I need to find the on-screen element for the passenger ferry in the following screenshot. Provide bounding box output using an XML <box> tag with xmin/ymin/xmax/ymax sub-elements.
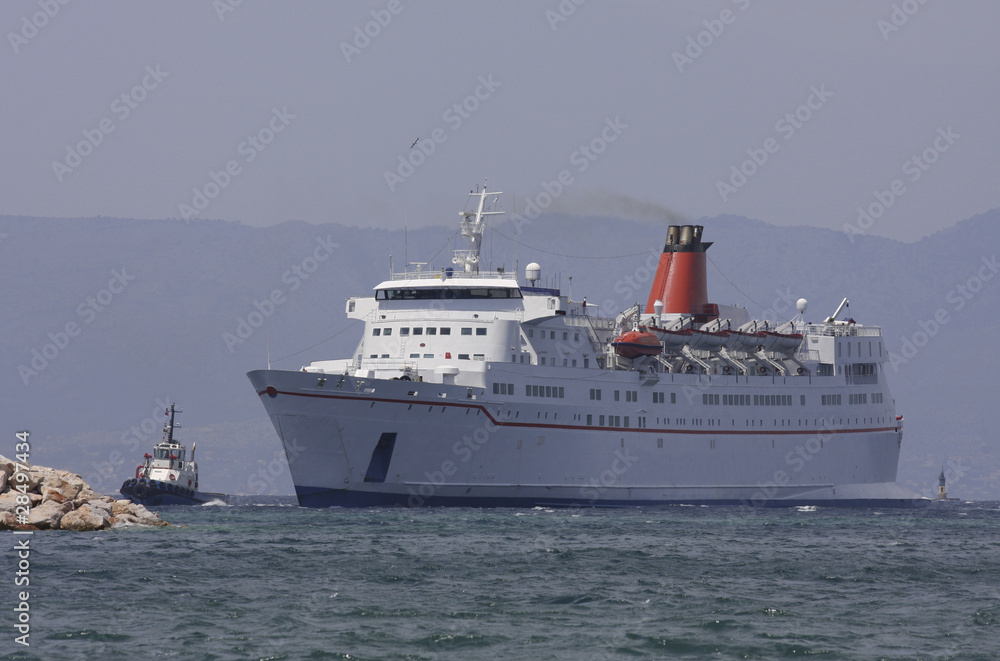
<box><xmin>248</xmin><ymin>185</ymin><xmax>925</xmax><ymax>508</ymax></box>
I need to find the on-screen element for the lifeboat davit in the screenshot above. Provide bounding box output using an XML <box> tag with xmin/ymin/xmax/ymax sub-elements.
<box><xmin>612</xmin><ymin>330</ymin><xmax>663</xmax><ymax>359</ymax></box>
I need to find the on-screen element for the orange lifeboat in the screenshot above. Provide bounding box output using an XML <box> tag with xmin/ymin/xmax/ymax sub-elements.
<box><xmin>612</xmin><ymin>330</ymin><xmax>663</xmax><ymax>359</ymax></box>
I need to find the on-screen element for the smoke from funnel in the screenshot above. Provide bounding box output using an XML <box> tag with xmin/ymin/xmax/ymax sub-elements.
<box><xmin>541</xmin><ymin>189</ymin><xmax>687</xmax><ymax>225</ymax></box>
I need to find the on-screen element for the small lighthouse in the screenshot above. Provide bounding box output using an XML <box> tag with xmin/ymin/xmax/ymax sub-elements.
<box><xmin>937</xmin><ymin>469</ymin><xmax>948</xmax><ymax>500</ymax></box>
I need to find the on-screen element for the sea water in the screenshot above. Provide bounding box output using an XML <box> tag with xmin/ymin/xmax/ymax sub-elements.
<box><xmin>5</xmin><ymin>500</ymin><xmax>999</xmax><ymax>660</ymax></box>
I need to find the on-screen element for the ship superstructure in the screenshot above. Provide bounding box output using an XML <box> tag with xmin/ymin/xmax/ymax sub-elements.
<box><xmin>249</xmin><ymin>185</ymin><xmax>925</xmax><ymax>507</ymax></box>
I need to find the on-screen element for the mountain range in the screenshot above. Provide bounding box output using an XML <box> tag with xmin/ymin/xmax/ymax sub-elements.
<box><xmin>3</xmin><ymin>206</ymin><xmax>997</xmax><ymax>499</ymax></box>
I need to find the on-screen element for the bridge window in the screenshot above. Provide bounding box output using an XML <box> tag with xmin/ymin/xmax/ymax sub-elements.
<box><xmin>376</xmin><ymin>287</ymin><xmax>522</xmax><ymax>300</ymax></box>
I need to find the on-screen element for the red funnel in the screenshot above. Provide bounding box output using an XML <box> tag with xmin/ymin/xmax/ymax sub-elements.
<box><xmin>644</xmin><ymin>225</ymin><xmax>717</xmax><ymax>322</ymax></box>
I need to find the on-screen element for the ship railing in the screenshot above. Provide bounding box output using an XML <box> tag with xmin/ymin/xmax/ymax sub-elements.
<box><xmin>794</xmin><ymin>349</ymin><xmax>821</xmax><ymax>362</ymax></box>
<box><xmin>564</xmin><ymin>314</ymin><xmax>615</xmax><ymax>353</ymax></box>
<box><xmin>389</xmin><ymin>269</ymin><xmax>519</xmax><ymax>281</ymax></box>
<box><xmin>804</xmin><ymin>323</ymin><xmax>881</xmax><ymax>337</ymax></box>
<box><xmin>358</xmin><ymin>358</ymin><xmax>419</xmax><ymax>372</ymax></box>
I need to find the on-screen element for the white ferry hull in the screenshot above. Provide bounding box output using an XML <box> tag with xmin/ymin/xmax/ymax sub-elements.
<box><xmin>248</xmin><ymin>370</ymin><xmax>926</xmax><ymax>508</ymax></box>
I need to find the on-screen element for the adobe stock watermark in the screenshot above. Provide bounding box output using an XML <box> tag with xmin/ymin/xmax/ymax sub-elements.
<box><xmin>52</xmin><ymin>65</ymin><xmax>169</xmax><ymax>183</ymax></box>
<box><xmin>384</xmin><ymin>75</ymin><xmax>501</xmax><ymax>193</ymax></box>
<box><xmin>601</xmin><ymin>246</ymin><xmax>662</xmax><ymax>316</ymax></box>
<box><xmin>843</xmin><ymin>126</ymin><xmax>959</xmax><ymax>243</ymax></box>
<box><xmin>213</xmin><ymin>0</ymin><xmax>244</xmax><ymax>22</ymax></box>
<box><xmin>512</xmin><ymin>116</ymin><xmax>629</xmax><ymax>232</ymax></box>
<box><xmin>716</xmin><ymin>84</ymin><xmax>832</xmax><ymax>202</ymax></box>
<box><xmin>83</xmin><ymin>396</ymin><xmax>172</xmax><ymax>493</ymax></box>
<box><xmin>545</xmin><ymin>0</ymin><xmax>587</xmax><ymax>31</ymax></box>
<box><xmin>340</xmin><ymin>0</ymin><xmax>411</xmax><ymax>63</ymax></box>
<box><xmin>672</xmin><ymin>0</ymin><xmax>752</xmax><ymax>74</ymax></box>
<box><xmin>887</xmin><ymin>254</ymin><xmax>997</xmax><ymax>372</ymax></box>
<box><xmin>756</xmin><ymin>286</ymin><xmax>802</xmax><ymax>324</ymax></box>
<box><xmin>746</xmin><ymin>420</ymin><xmax>840</xmax><ymax>506</ymax></box>
<box><xmin>178</xmin><ymin>107</ymin><xmax>295</xmax><ymax>220</ymax></box>
<box><xmin>407</xmin><ymin>414</ymin><xmax>500</xmax><ymax>506</ymax></box>
<box><xmin>577</xmin><ymin>446</ymin><xmax>639</xmax><ymax>503</ymax></box>
<box><xmin>7</xmin><ymin>0</ymin><xmax>70</xmax><ymax>54</ymax></box>
<box><xmin>877</xmin><ymin>0</ymin><xmax>930</xmax><ymax>42</ymax></box>
<box><xmin>222</xmin><ymin>235</ymin><xmax>340</xmax><ymax>353</ymax></box>
<box><xmin>247</xmin><ymin>437</ymin><xmax>306</xmax><ymax>494</ymax></box>
<box><xmin>18</xmin><ymin>268</ymin><xmax>135</xmax><ymax>385</ymax></box>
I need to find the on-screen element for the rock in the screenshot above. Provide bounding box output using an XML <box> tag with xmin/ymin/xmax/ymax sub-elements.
<box><xmin>0</xmin><ymin>491</ymin><xmax>21</xmax><ymax>513</ymax></box>
<box><xmin>60</xmin><ymin>504</ymin><xmax>111</xmax><ymax>532</ymax></box>
<box><xmin>127</xmin><ymin>502</ymin><xmax>170</xmax><ymax>527</ymax></box>
<box><xmin>21</xmin><ymin>469</ymin><xmax>43</xmax><ymax>494</ymax></box>
<box><xmin>0</xmin><ymin>456</ymin><xmax>170</xmax><ymax>531</ymax></box>
<box><xmin>110</xmin><ymin>513</ymin><xmax>140</xmax><ymax>527</ymax></box>
<box><xmin>112</xmin><ymin>499</ymin><xmax>133</xmax><ymax>517</ymax></box>
<box><xmin>44</xmin><ymin>491</ymin><xmax>68</xmax><ymax>504</ymax></box>
<box><xmin>0</xmin><ymin>455</ymin><xmax>15</xmax><ymax>479</ymax></box>
<box><xmin>88</xmin><ymin>498</ymin><xmax>113</xmax><ymax>514</ymax></box>
<box><xmin>25</xmin><ymin>499</ymin><xmax>72</xmax><ymax>530</ymax></box>
<box><xmin>77</xmin><ymin>488</ymin><xmax>103</xmax><ymax>501</ymax></box>
<box><xmin>41</xmin><ymin>474</ymin><xmax>84</xmax><ymax>502</ymax></box>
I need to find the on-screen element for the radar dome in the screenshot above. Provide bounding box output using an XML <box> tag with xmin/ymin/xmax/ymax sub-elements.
<box><xmin>525</xmin><ymin>262</ymin><xmax>541</xmax><ymax>285</ymax></box>
<box><xmin>796</xmin><ymin>298</ymin><xmax>808</xmax><ymax>313</ymax></box>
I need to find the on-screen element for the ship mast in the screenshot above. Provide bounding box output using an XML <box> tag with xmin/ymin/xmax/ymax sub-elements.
<box><xmin>452</xmin><ymin>184</ymin><xmax>503</xmax><ymax>274</ymax></box>
<box><xmin>163</xmin><ymin>404</ymin><xmax>181</xmax><ymax>444</ymax></box>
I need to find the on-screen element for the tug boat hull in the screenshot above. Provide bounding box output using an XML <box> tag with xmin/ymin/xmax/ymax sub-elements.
<box><xmin>119</xmin><ymin>479</ymin><xmax>229</xmax><ymax>506</ymax></box>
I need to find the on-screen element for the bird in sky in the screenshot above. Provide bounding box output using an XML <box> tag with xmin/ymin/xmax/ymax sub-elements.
<box><xmin>410</xmin><ymin>138</ymin><xmax>419</xmax><ymax>149</ymax></box>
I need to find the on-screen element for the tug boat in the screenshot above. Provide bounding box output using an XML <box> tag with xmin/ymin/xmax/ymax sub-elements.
<box><xmin>119</xmin><ymin>404</ymin><xmax>230</xmax><ymax>506</ymax></box>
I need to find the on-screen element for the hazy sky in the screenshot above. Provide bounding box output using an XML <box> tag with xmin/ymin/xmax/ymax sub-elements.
<box><xmin>3</xmin><ymin>1</ymin><xmax>997</xmax><ymax>241</ymax></box>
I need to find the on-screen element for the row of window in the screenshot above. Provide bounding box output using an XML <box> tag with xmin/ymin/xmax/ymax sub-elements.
<box><xmin>587</xmin><ymin>414</ymin><xmax>628</xmax><ymax>427</ymax></box>
<box><xmin>527</xmin><ymin>384</ymin><xmax>566</xmax><ymax>398</ymax></box>
<box><xmin>837</xmin><ymin>342</ymin><xmax>883</xmax><ymax>358</ymax></box>
<box><xmin>501</xmin><ymin>388</ymin><xmax>884</xmax><ymax>408</ymax></box>
<box><xmin>493</xmin><ymin>382</ymin><xmax>515</xmax><ymax>395</ymax></box>
<box><xmin>372</xmin><ymin>326</ymin><xmax>489</xmax><ymax>337</ymax></box>
<box><xmin>527</xmin><ymin>329</ymin><xmax>581</xmax><ymax>341</ymax></box>
<box><xmin>376</xmin><ymin>287</ymin><xmax>522</xmax><ymax>300</ymax></box>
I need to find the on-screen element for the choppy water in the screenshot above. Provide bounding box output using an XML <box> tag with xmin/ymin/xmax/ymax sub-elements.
<box><xmin>5</xmin><ymin>500</ymin><xmax>999</xmax><ymax>660</ymax></box>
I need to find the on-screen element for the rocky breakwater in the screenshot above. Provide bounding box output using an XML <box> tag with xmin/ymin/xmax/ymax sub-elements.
<box><xmin>0</xmin><ymin>455</ymin><xmax>170</xmax><ymax>531</ymax></box>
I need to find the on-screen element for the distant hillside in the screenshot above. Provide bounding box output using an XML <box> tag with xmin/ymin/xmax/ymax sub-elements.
<box><xmin>2</xmin><ymin>208</ymin><xmax>997</xmax><ymax>498</ymax></box>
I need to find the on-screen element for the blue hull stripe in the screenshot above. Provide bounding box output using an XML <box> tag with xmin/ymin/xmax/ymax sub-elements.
<box><xmin>293</xmin><ymin>485</ymin><xmax>929</xmax><ymax>509</ymax></box>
